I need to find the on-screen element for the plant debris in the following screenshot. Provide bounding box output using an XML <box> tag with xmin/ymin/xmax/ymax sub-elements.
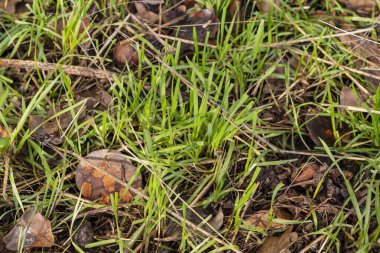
<box><xmin>256</xmin><ymin>228</ymin><xmax>298</xmax><ymax>253</ymax></box>
<box><xmin>72</xmin><ymin>219</ymin><xmax>93</xmax><ymax>249</ymax></box>
<box><xmin>305</xmin><ymin>108</ymin><xmax>336</xmax><ymax>146</ymax></box>
<box><xmin>246</xmin><ymin>208</ymin><xmax>292</xmax><ymax>230</ymax></box>
<box><xmin>338</xmin><ymin>0</ymin><xmax>380</xmax><ymax>15</ymax></box>
<box><xmin>75</xmin><ymin>149</ymin><xmax>142</xmax><ymax>204</ymax></box>
<box><xmin>3</xmin><ymin>206</ymin><xmax>54</xmax><ymax>250</ymax></box>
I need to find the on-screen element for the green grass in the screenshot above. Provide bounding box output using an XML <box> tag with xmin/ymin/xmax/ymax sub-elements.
<box><xmin>1</xmin><ymin>0</ymin><xmax>380</xmax><ymax>252</ymax></box>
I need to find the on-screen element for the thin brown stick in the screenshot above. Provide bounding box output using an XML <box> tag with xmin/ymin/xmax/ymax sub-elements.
<box><xmin>0</xmin><ymin>59</ymin><xmax>118</xmax><ymax>81</ymax></box>
<box><xmin>2</xmin><ymin>155</ymin><xmax>12</xmax><ymax>205</ymax></box>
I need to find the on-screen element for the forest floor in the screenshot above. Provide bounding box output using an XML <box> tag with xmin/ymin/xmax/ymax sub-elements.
<box><xmin>1</xmin><ymin>0</ymin><xmax>380</xmax><ymax>252</ymax></box>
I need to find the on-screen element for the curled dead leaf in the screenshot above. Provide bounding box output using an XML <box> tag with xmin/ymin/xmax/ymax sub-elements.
<box><xmin>257</xmin><ymin>0</ymin><xmax>280</xmax><ymax>13</ymax></box>
<box><xmin>291</xmin><ymin>163</ymin><xmax>319</xmax><ymax>187</ymax></box>
<box><xmin>256</xmin><ymin>229</ymin><xmax>298</xmax><ymax>253</ymax></box>
<box><xmin>75</xmin><ymin>149</ymin><xmax>142</xmax><ymax>204</ymax></box>
<box><xmin>3</xmin><ymin>206</ymin><xmax>54</xmax><ymax>250</ymax></box>
<box><xmin>113</xmin><ymin>42</ymin><xmax>139</xmax><ymax>66</ymax></box>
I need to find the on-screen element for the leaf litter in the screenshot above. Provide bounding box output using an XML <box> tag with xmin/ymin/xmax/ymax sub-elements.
<box><xmin>0</xmin><ymin>0</ymin><xmax>378</xmax><ymax>252</ymax></box>
<box><xmin>3</xmin><ymin>206</ymin><xmax>54</xmax><ymax>250</ymax></box>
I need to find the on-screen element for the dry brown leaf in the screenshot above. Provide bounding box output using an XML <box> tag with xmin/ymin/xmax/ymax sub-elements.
<box><xmin>256</xmin><ymin>229</ymin><xmax>298</xmax><ymax>253</ymax></box>
<box><xmin>3</xmin><ymin>206</ymin><xmax>54</xmax><ymax>250</ymax></box>
<box><xmin>257</xmin><ymin>0</ymin><xmax>280</xmax><ymax>13</ymax></box>
<box><xmin>29</xmin><ymin>105</ymin><xmax>87</xmax><ymax>145</ymax></box>
<box><xmin>305</xmin><ymin>108</ymin><xmax>336</xmax><ymax>146</ymax></box>
<box><xmin>338</xmin><ymin>0</ymin><xmax>379</xmax><ymax>15</ymax></box>
<box><xmin>75</xmin><ymin>86</ymin><xmax>113</xmax><ymax>110</ymax></box>
<box><xmin>113</xmin><ymin>42</ymin><xmax>139</xmax><ymax>66</ymax></box>
<box><xmin>338</xmin><ymin>33</ymin><xmax>380</xmax><ymax>88</ymax></box>
<box><xmin>339</xmin><ymin>86</ymin><xmax>370</xmax><ymax>111</ymax></box>
<box><xmin>164</xmin><ymin>206</ymin><xmax>224</xmax><ymax>240</ymax></box>
<box><xmin>0</xmin><ymin>0</ymin><xmax>32</xmax><ymax>13</ymax></box>
<box><xmin>174</xmin><ymin>9</ymin><xmax>219</xmax><ymax>53</ymax></box>
<box><xmin>75</xmin><ymin>149</ymin><xmax>142</xmax><ymax>204</ymax></box>
<box><xmin>56</xmin><ymin>16</ymin><xmax>91</xmax><ymax>35</ymax></box>
<box><xmin>290</xmin><ymin>163</ymin><xmax>320</xmax><ymax>188</ymax></box>
<box><xmin>246</xmin><ymin>209</ymin><xmax>292</xmax><ymax>230</ymax></box>
<box><xmin>134</xmin><ymin>2</ymin><xmax>160</xmax><ymax>24</ymax></box>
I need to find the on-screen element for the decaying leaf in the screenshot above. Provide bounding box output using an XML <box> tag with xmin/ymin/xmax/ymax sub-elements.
<box><xmin>246</xmin><ymin>208</ymin><xmax>292</xmax><ymax>230</ymax></box>
<box><xmin>257</xmin><ymin>0</ymin><xmax>280</xmax><ymax>13</ymax></box>
<box><xmin>174</xmin><ymin>9</ymin><xmax>219</xmax><ymax>53</ymax></box>
<box><xmin>134</xmin><ymin>2</ymin><xmax>160</xmax><ymax>24</ymax></box>
<box><xmin>29</xmin><ymin>105</ymin><xmax>87</xmax><ymax>145</ymax></box>
<box><xmin>291</xmin><ymin>163</ymin><xmax>320</xmax><ymax>188</ymax></box>
<box><xmin>56</xmin><ymin>16</ymin><xmax>91</xmax><ymax>35</ymax></box>
<box><xmin>340</xmin><ymin>86</ymin><xmax>368</xmax><ymax>110</ymax></box>
<box><xmin>75</xmin><ymin>149</ymin><xmax>142</xmax><ymax>204</ymax></box>
<box><xmin>75</xmin><ymin>86</ymin><xmax>113</xmax><ymax>110</ymax></box>
<box><xmin>338</xmin><ymin>33</ymin><xmax>380</xmax><ymax>88</ymax></box>
<box><xmin>305</xmin><ymin>108</ymin><xmax>336</xmax><ymax>146</ymax></box>
<box><xmin>338</xmin><ymin>0</ymin><xmax>379</xmax><ymax>15</ymax></box>
<box><xmin>256</xmin><ymin>229</ymin><xmax>298</xmax><ymax>253</ymax></box>
<box><xmin>113</xmin><ymin>42</ymin><xmax>139</xmax><ymax>66</ymax></box>
<box><xmin>3</xmin><ymin>206</ymin><xmax>54</xmax><ymax>250</ymax></box>
<box><xmin>0</xmin><ymin>0</ymin><xmax>32</xmax><ymax>13</ymax></box>
<box><xmin>164</xmin><ymin>206</ymin><xmax>224</xmax><ymax>240</ymax></box>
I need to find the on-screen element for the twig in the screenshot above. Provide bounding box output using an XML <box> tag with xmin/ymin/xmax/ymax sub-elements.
<box><xmin>0</xmin><ymin>59</ymin><xmax>118</xmax><ymax>81</ymax></box>
<box><xmin>2</xmin><ymin>155</ymin><xmax>12</xmax><ymax>205</ymax></box>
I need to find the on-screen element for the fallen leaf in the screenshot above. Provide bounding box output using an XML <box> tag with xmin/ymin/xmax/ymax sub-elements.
<box><xmin>3</xmin><ymin>206</ymin><xmax>54</xmax><ymax>250</ymax></box>
<box><xmin>0</xmin><ymin>0</ymin><xmax>32</xmax><ymax>13</ymax></box>
<box><xmin>339</xmin><ymin>86</ymin><xmax>370</xmax><ymax>112</ymax></box>
<box><xmin>75</xmin><ymin>86</ymin><xmax>113</xmax><ymax>110</ymax></box>
<box><xmin>134</xmin><ymin>2</ymin><xmax>160</xmax><ymax>24</ymax></box>
<box><xmin>246</xmin><ymin>208</ymin><xmax>292</xmax><ymax>230</ymax></box>
<box><xmin>164</xmin><ymin>206</ymin><xmax>224</xmax><ymax>240</ymax></box>
<box><xmin>75</xmin><ymin>149</ymin><xmax>142</xmax><ymax>204</ymax></box>
<box><xmin>257</xmin><ymin>0</ymin><xmax>280</xmax><ymax>13</ymax></box>
<box><xmin>256</xmin><ymin>229</ymin><xmax>298</xmax><ymax>253</ymax></box>
<box><xmin>174</xmin><ymin>9</ymin><xmax>219</xmax><ymax>53</ymax></box>
<box><xmin>338</xmin><ymin>0</ymin><xmax>379</xmax><ymax>15</ymax></box>
<box><xmin>113</xmin><ymin>42</ymin><xmax>139</xmax><ymax>66</ymax></box>
<box><xmin>291</xmin><ymin>163</ymin><xmax>319</xmax><ymax>186</ymax></box>
<box><xmin>305</xmin><ymin>108</ymin><xmax>336</xmax><ymax>146</ymax></box>
<box><xmin>56</xmin><ymin>16</ymin><xmax>91</xmax><ymax>35</ymax></box>
<box><xmin>338</xmin><ymin>32</ymin><xmax>380</xmax><ymax>88</ymax></box>
<box><xmin>29</xmin><ymin>105</ymin><xmax>87</xmax><ymax>145</ymax></box>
